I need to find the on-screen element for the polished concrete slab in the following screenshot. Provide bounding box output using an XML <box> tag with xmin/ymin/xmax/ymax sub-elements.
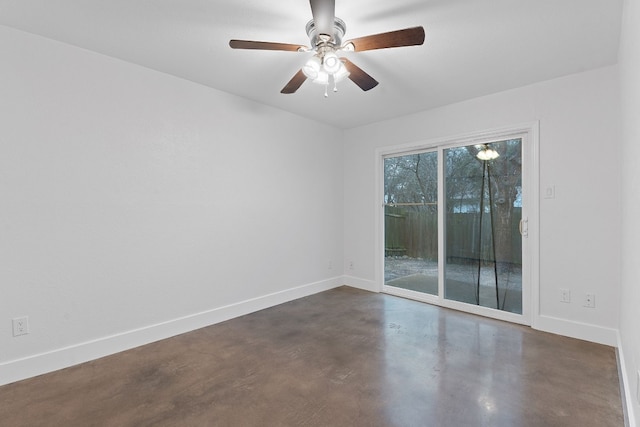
<box><xmin>0</xmin><ymin>287</ymin><xmax>624</xmax><ymax>426</ymax></box>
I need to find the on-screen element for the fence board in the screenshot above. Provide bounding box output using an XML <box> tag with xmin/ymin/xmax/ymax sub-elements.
<box><xmin>384</xmin><ymin>207</ymin><xmax>522</xmax><ymax>264</ymax></box>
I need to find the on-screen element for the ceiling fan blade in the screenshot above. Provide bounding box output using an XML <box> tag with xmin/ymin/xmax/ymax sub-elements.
<box><xmin>309</xmin><ymin>0</ymin><xmax>336</xmax><ymax>38</ymax></box>
<box><xmin>281</xmin><ymin>70</ymin><xmax>307</xmax><ymax>94</ymax></box>
<box><xmin>341</xmin><ymin>58</ymin><xmax>379</xmax><ymax>91</ymax></box>
<box><xmin>343</xmin><ymin>26</ymin><xmax>425</xmax><ymax>52</ymax></box>
<box><xmin>229</xmin><ymin>40</ymin><xmax>306</xmax><ymax>52</ymax></box>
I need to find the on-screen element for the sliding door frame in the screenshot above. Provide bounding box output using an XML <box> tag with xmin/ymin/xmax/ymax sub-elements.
<box><xmin>375</xmin><ymin>122</ymin><xmax>540</xmax><ymax>326</ymax></box>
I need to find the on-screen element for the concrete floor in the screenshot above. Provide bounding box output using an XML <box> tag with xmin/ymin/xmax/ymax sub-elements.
<box><xmin>0</xmin><ymin>287</ymin><xmax>624</xmax><ymax>426</ymax></box>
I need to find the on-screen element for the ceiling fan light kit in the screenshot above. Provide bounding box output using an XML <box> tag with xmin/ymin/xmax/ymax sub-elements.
<box><xmin>321</xmin><ymin>51</ymin><xmax>341</xmax><ymax>74</ymax></box>
<box><xmin>229</xmin><ymin>0</ymin><xmax>425</xmax><ymax>96</ymax></box>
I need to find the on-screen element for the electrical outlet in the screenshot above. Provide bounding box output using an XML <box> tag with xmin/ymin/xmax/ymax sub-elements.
<box><xmin>327</xmin><ymin>260</ymin><xmax>333</xmax><ymax>270</ymax></box>
<box><xmin>349</xmin><ymin>261</ymin><xmax>354</xmax><ymax>270</ymax></box>
<box><xmin>12</xmin><ymin>316</ymin><xmax>29</xmax><ymax>337</ymax></box>
<box><xmin>583</xmin><ymin>294</ymin><xmax>596</xmax><ymax>308</ymax></box>
<box><xmin>560</xmin><ymin>288</ymin><xmax>571</xmax><ymax>303</ymax></box>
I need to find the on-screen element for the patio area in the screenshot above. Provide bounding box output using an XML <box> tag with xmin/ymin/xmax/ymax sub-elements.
<box><xmin>385</xmin><ymin>256</ymin><xmax>522</xmax><ymax>314</ymax></box>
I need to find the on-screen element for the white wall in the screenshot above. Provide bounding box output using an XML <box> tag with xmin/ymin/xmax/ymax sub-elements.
<box><xmin>0</xmin><ymin>26</ymin><xmax>344</xmax><ymax>385</ymax></box>
<box><xmin>344</xmin><ymin>66</ymin><xmax>621</xmax><ymax>345</ymax></box>
<box><xmin>619</xmin><ymin>0</ymin><xmax>640</xmax><ymax>423</ymax></box>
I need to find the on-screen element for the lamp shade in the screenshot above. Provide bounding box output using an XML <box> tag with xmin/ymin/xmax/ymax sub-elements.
<box><xmin>476</xmin><ymin>147</ymin><xmax>500</xmax><ymax>161</ymax></box>
<box><xmin>312</xmin><ymin>70</ymin><xmax>329</xmax><ymax>85</ymax></box>
<box><xmin>323</xmin><ymin>52</ymin><xmax>341</xmax><ymax>74</ymax></box>
<box><xmin>302</xmin><ymin>56</ymin><xmax>322</xmax><ymax>80</ymax></box>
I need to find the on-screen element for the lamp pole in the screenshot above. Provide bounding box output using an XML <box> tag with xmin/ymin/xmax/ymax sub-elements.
<box><xmin>476</xmin><ymin>157</ymin><xmax>501</xmax><ymax>309</ymax></box>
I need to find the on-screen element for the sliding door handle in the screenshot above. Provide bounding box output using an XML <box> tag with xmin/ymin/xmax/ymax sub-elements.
<box><xmin>519</xmin><ymin>218</ymin><xmax>529</xmax><ymax>237</ymax></box>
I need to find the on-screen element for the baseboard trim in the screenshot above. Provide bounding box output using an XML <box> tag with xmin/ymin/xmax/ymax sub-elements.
<box><xmin>343</xmin><ymin>276</ymin><xmax>379</xmax><ymax>293</ymax></box>
<box><xmin>0</xmin><ymin>277</ymin><xmax>343</xmax><ymax>387</ymax></box>
<box><xmin>533</xmin><ymin>314</ymin><xmax>618</xmax><ymax>346</ymax></box>
<box><xmin>617</xmin><ymin>331</ymin><xmax>637</xmax><ymax>427</ymax></box>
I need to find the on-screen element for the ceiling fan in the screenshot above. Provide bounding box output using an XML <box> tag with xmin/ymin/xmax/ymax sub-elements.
<box><xmin>229</xmin><ymin>0</ymin><xmax>425</xmax><ymax>96</ymax></box>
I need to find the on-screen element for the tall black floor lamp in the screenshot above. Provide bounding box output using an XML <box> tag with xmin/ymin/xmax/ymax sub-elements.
<box><xmin>476</xmin><ymin>150</ymin><xmax>501</xmax><ymax>309</ymax></box>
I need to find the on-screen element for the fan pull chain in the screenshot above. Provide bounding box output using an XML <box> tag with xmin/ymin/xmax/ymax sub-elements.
<box><xmin>324</xmin><ymin>84</ymin><xmax>328</xmax><ymax>98</ymax></box>
<box><xmin>333</xmin><ymin>79</ymin><xmax>338</xmax><ymax>93</ymax></box>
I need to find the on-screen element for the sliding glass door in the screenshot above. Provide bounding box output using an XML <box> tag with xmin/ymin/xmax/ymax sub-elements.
<box><xmin>382</xmin><ymin>133</ymin><xmax>530</xmax><ymax>323</ymax></box>
<box><xmin>444</xmin><ymin>139</ymin><xmax>522</xmax><ymax>314</ymax></box>
<box><xmin>383</xmin><ymin>151</ymin><xmax>439</xmax><ymax>296</ymax></box>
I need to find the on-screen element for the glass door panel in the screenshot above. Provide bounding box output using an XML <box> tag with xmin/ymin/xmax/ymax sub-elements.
<box><xmin>384</xmin><ymin>152</ymin><xmax>438</xmax><ymax>295</ymax></box>
<box><xmin>444</xmin><ymin>139</ymin><xmax>522</xmax><ymax>314</ymax></box>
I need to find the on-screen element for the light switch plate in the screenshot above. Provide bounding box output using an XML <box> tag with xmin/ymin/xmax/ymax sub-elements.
<box><xmin>544</xmin><ymin>185</ymin><xmax>556</xmax><ymax>199</ymax></box>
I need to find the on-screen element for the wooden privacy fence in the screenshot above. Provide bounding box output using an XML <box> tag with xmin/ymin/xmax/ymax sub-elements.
<box><xmin>385</xmin><ymin>207</ymin><xmax>522</xmax><ymax>264</ymax></box>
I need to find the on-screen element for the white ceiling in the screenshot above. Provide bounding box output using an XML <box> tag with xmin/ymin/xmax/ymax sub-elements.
<box><xmin>0</xmin><ymin>0</ymin><xmax>623</xmax><ymax>129</ymax></box>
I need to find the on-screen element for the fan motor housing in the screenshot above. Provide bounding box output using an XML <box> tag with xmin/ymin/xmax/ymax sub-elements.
<box><xmin>306</xmin><ymin>17</ymin><xmax>346</xmax><ymax>48</ymax></box>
